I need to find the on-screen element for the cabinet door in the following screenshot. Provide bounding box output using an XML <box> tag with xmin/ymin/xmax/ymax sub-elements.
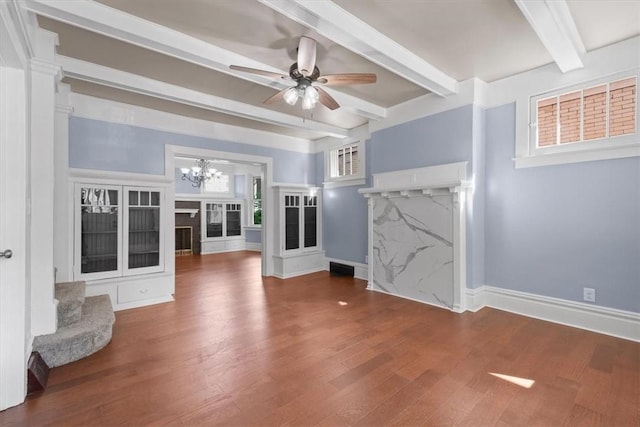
<box><xmin>75</xmin><ymin>185</ymin><xmax>122</xmax><ymax>279</ymax></box>
<box><xmin>303</xmin><ymin>195</ymin><xmax>318</xmax><ymax>249</ymax></box>
<box><xmin>284</xmin><ymin>195</ymin><xmax>300</xmax><ymax>251</ymax></box>
<box><xmin>125</xmin><ymin>188</ymin><xmax>162</xmax><ymax>274</ymax></box>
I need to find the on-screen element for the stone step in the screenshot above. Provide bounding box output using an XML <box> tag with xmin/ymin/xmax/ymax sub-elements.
<box><xmin>33</xmin><ymin>295</ymin><xmax>115</xmax><ymax>368</ymax></box>
<box><xmin>55</xmin><ymin>281</ymin><xmax>85</xmax><ymax>328</ymax></box>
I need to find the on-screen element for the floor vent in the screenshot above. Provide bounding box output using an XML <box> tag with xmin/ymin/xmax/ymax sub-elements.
<box><xmin>330</xmin><ymin>262</ymin><xmax>354</xmax><ymax>277</ymax></box>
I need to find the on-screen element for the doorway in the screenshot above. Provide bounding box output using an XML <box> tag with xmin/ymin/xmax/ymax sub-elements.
<box><xmin>165</xmin><ymin>145</ymin><xmax>274</xmax><ymax>281</ymax></box>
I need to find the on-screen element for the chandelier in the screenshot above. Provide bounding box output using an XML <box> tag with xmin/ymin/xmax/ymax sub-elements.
<box><xmin>180</xmin><ymin>159</ymin><xmax>221</xmax><ymax>188</ymax></box>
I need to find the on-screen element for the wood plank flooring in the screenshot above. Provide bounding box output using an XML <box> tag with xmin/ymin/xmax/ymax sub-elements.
<box><xmin>1</xmin><ymin>251</ymin><xmax>638</xmax><ymax>426</ymax></box>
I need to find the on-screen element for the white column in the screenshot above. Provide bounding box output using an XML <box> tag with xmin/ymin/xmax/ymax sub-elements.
<box><xmin>366</xmin><ymin>196</ymin><xmax>373</xmax><ymax>290</ymax></box>
<box><xmin>53</xmin><ymin>84</ymin><xmax>73</xmax><ymax>282</ymax></box>
<box><xmin>451</xmin><ymin>188</ymin><xmax>467</xmax><ymax>313</ymax></box>
<box><xmin>29</xmin><ymin>57</ymin><xmax>61</xmax><ymax>335</ymax></box>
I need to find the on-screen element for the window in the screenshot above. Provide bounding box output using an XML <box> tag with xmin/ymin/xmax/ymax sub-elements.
<box><xmin>226</xmin><ymin>203</ymin><xmax>242</xmax><ymax>236</ymax></box>
<box><xmin>205</xmin><ymin>202</ymin><xmax>223</xmax><ymax>238</ymax></box>
<box><xmin>536</xmin><ymin>76</ymin><xmax>636</xmax><ymax>147</ymax></box>
<box><xmin>251</xmin><ymin>176</ymin><xmax>262</xmax><ymax>226</ymax></box>
<box><xmin>522</xmin><ymin>71</ymin><xmax>639</xmax><ymax>167</ymax></box>
<box><xmin>204</xmin><ymin>174</ymin><xmax>230</xmax><ymax>193</ymax></box>
<box><xmin>324</xmin><ymin>140</ymin><xmax>366</xmax><ymax>188</ymax></box>
<box><xmin>203</xmin><ymin>201</ymin><xmax>243</xmax><ymax>239</ymax></box>
<box><xmin>334</xmin><ymin>145</ymin><xmax>359</xmax><ymax>177</ymax></box>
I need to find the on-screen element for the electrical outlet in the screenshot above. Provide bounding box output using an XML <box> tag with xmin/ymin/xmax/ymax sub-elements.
<box><xmin>583</xmin><ymin>287</ymin><xmax>596</xmax><ymax>302</ymax></box>
<box><xmin>365</xmin><ymin>255</ymin><xmax>368</xmax><ymax>264</ymax></box>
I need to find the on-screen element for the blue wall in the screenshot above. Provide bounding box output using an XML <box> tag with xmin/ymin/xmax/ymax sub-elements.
<box><xmin>69</xmin><ymin>116</ymin><xmax>316</xmax><ymax>184</ymax></box>
<box><xmin>245</xmin><ymin>229</ymin><xmax>262</xmax><ymax>244</ymax></box>
<box><xmin>484</xmin><ymin>103</ymin><xmax>640</xmax><ymax>312</ymax></box>
<box><xmin>321</xmin><ymin>105</ymin><xmax>478</xmax><ymax>271</ymax></box>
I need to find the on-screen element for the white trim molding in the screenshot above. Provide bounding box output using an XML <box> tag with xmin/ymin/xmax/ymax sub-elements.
<box><xmin>466</xmin><ymin>286</ymin><xmax>640</xmax><ymax>342</ymax></box>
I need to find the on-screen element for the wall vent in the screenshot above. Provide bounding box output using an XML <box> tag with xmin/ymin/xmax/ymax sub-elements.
<box><xmin>330</xmin><ymin>262</ymin><xmax>354</xmax><ymax>277</ymax></box>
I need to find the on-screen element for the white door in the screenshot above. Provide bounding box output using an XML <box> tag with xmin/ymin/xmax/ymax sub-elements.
<box><xmin>0</xmin><ymin>64</ymin><xmax>30</xmax><ymax>409</ymax></box>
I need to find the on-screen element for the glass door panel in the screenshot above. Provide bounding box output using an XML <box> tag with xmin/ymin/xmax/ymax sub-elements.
<box><xmin>304</xmin><ymin>196</ymin><xmax>317</xmax><ymax>248</ymax></box>
<box><xmin>128</xmin><ymin>190</ymin><xmax>160</xmax><ymax>269</ymax></box>
<box><xmin>285</xmin><ymin>195</ymin><xmax>300</xmax><ymax>250</ymax></box>
<box><xmin>80</xmin><ymin>187</ymin><xmax>119</xmax><ymax>274</ymax></box>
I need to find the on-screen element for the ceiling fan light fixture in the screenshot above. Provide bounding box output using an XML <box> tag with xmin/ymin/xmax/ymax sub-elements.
<box><xmin>283</xmin><ymin>87</ymin><xmax>299</xmax><ymax>106</ymax></box>
<box><xmin>231</xmin><ymin>37</ymin><xmax>376</xmax><ymax>111</ymax></box>
<box><xmin>302</xmin><ymin>87</ymin><xmax>319</xmax><ymax>110</ymax></box>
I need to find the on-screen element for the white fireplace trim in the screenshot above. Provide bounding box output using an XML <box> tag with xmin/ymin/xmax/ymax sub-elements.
<box><xmin>358</xmin><ymin>161</ymin><xmax>470</xmax><ymax>313</ymax></box>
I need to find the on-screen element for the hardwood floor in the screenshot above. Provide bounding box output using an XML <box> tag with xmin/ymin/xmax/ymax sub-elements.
<box><xmin>2</xmin><ymin>251</ymin><xmax>638</xmax><ymax>426</ymax></box>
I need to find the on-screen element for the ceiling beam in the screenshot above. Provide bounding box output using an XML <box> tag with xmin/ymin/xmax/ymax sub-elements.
<box><xmin>23</xmin><ymin>0</ymin><xmax>385</xmax><ymax>120</ymax></box>
<box><xmin>258</xmin><ymin>0</ymin><xmax>459</xmax><ymax>97</ymax></box>
<box><xmin>515</xmin><ymin>0</ymin><xmax>585</xmax><ymax>73</ymax></box>
<box><xmin>59</xmin><ymin>55</ymin><xmax>349</xmax><ymax>138</ymax></box>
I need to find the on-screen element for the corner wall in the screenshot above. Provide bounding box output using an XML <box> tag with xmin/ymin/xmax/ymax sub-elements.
<box><xmin>321</xmin><ymin>105</ymin><xmax>485</xmax><ymax>289</ymax></box>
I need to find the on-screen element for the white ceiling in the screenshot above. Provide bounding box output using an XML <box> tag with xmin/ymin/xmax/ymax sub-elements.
<box><xmin>26</xmin><ymin>0</ymin><xmax>640</xmax><ymax>141</ymax></box>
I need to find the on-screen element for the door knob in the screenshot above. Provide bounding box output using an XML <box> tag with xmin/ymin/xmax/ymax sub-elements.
<box><xmin>0</xmin><ymin>249</ymin><xmax>13</xmax><ymax>259</ymax></box>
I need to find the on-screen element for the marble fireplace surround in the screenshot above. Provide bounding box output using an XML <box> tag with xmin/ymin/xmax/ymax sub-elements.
<box><xmin>358</xmin><ymin>162</ymin><xmax>470</xmax><ymax>313</ymax></box>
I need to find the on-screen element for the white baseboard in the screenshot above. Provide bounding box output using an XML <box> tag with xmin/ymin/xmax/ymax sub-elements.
<box><xmin>114</xmin><ymin>295</ymin><xmax>175</xmax><ymax>312</ymax></box>
<box><xmin>466</xmin><ymin>285</ymin><xmax>640</xmax><ymax>342</ymax></box>
<box><xmin>245</xmin><ymin>242</ymin><xmax>262</xmax><ymax>252</ymax></box>
<box><xmin>324</xmin><ymin>257</ymin><xmax>369</xmax><ymax>280</ymax></box>
<box><xmin>200</xmin><ymin>247</ymin><xmax>247</xmax><ymax>255</ymax></box>
<box><xmin>273</xmin><ymin>267</ymin><xmax>324</xmax><ymax>280</ymax></box>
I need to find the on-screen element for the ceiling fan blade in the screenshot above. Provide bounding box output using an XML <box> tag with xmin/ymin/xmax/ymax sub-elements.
<box><xmin>297</xmin><ymin>36</ymin><xmax>317</xmax><ymax>77</ymax></box>
<box><xmin>317</xmin><ymin>73</ymin><xmax>377</xmax><ymax>86</ymax></box>
<box><xmin>316</xmin><ymin>87</ymin><xmax>340</xmax><ymax>110</ymax></box>
<box><xmin>263</xmin><ymin>87</ymin><xmax>291</xmax><ymax>105</ymax></box>
<box><xmin>229</xmin><ymin>65</ymin><xmax>288</xmax><ymax>80</ymax></box>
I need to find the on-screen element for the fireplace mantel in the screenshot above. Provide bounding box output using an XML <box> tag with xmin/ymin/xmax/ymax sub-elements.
<box><xmin>175</xmin><ymin>208</ymin><xmax>199</xmax><ymax>218</ymax></box>
<box><xmin>359</xmin><ymin>162</ymin><xmax>469</xmax><ymax>313</ymax></box>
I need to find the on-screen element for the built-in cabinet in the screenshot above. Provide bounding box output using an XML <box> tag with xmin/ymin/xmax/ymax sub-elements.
<box><xmin>74</xmin><ymin>183</ymin><xmax>172</xmax><ymax>310</ymax></box>
<box><xmin>273</xmin><ymin>185</ymin><xmax>324</xmax><ymax>278</ymax></box>
<box><xmin>200</xmin><ymin>200</ymin><xmax>245</xmax><ymax>254</ymax></box>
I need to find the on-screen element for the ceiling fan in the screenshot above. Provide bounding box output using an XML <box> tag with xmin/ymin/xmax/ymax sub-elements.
<box><xmin>229</xmin><ymin>36</ymin><xmax>376</xmax><ymax>111</ymax></box>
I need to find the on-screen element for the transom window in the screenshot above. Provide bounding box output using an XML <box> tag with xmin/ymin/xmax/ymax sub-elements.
<box><xmin>332</xmin><ymin>144</ymin><xmax>359</xmax><ymax>177</ymax></box>
<box><xmin>535</xmin><ymin>76</ymin><xmax>637</xmax><ymax>148</ymax></box>
<box><xmin>204</xmin><ymin>173</ymin><xmax>230</xmax><ymax>193</ymax></box>
<box><xmin>324</xmin><ymin>140</ymin><xmax>366</xmax><ymax>188</ymax></box>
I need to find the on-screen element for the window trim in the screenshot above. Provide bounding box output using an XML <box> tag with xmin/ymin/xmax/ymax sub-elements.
<box><xmin>323</xmin><ymin>140</ymin><xmax>366</xmax><ymax>188</ymax></box>
<box><xmin>517</xmin><ymin>69</ymin><xmax>640</xmax><ymax>168</ymax></box>
<box><xmin>248</xmin><ymin>175</ymin><xmax>262</xmax><ymax>227</ymax></box>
